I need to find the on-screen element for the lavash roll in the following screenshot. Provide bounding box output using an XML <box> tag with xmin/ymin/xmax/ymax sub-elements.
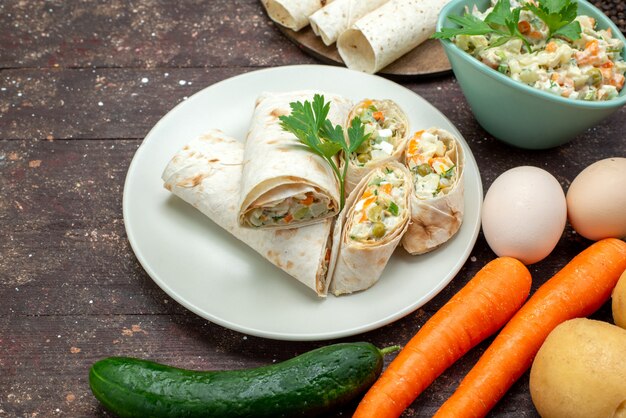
<box><xmin>261</xmin><ymin>0</ymin><xmax>334</xmax><ymax>31</ymax></box>
<box><xmin>401</xmin><ymin>127</ymin><xmax>464</xmax><ymax>255</ymax></box>
<box><xmin>337</xmin><ymin>0</ymin><xmax>452</xmax><ymax>73</ymax></box>
<box><xmin>239</xmin><ymin>91</ymin><xmax>352</xmax><ymax>229</ymax></box>
<box><xmin>162</xmin><ymin>130</ymin><xmax>338</xmax><ymax>297</ymax></box>
<box><xmin>330</xmin><ymin>161</ymin><xmax>411</xmax><ymax>295</ymax></box>
<box><xmin>344</xmin><ymin>98</ymin><xmax>410</xmax><ymax>195</ymax></box>
<box><xmin>309</xmin><ymin>0</ymin><xmax>390</xmax><ymax>46</ymax></box>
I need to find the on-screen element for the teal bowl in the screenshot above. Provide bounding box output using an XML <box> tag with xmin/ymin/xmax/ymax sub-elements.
<box><xmin>436</xmin><ymin>0</ymin><xmax>626</xmax><ymax>149</ymax></box>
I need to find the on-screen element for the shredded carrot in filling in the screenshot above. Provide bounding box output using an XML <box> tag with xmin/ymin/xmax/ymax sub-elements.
<box><xmin>406</xmin><ymin>130</ymin><xmax>456</xmax><ymax>199</ymax></box>
<box><xmin>348</xmin><ymin>168</ymin><xmax>405</xmax><ymax>242</ymax></box>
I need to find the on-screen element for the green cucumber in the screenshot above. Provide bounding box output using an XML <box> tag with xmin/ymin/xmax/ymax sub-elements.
<box><xmin>89</xmin><ymin>342</ymin><xmax>399</xmax><ymax>418</ymax></box>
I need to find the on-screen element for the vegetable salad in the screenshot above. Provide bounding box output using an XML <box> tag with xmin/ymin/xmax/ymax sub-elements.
<box><xmin>248</xmin><ymin>192</ymin><xmax>333</xmax><ymax>227</ymax></box>
<box><xmin>349</xmin><ymin>168</ymin><xmax>406</xmax><ymax>242</ymax></box>
<box><xmin>350</xmin><ymin>100</ymin><xmax>406</xmax><ymax>165</ymax></box>
<box><xmin>406</xmin><ymin>131</ymin><xmax>457</xmax><ymax>199</ymax></box>
<box><xmin>454</xmin><ymin>0</ymin><xmax>626</xmax><ymax>101</ymax></box>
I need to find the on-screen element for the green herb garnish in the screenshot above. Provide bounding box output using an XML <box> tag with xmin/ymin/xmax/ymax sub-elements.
<box><xmin>432</xmin><ymin>0</ymin><xmax>582</xmax><ymax>51</ymax></box>
<box><xmin>388</xmin><ymin>201</ymin><xmax>399</xmax><ymax>216</ymax></box>
<box><xmin>279</xmin><ymin>94</ymin><xmax>370</xmax><ymax>210</ymax></box>
<box><xmin>443</xmin><ymin>165</ymin><xmax>456</xmax><ymax>179</ymax></box>
<box><xmin>524</xmin><ymin>0</ymin><xmax>581</xmax><ymax>41</ymax></box>
<box><xmin>432</xmin><ymin>0</ymin><xmax>533</xmax><ymax>52</ymax></box>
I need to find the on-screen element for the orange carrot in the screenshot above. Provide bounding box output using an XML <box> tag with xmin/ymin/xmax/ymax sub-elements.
<box><xmin>353</xmin><ymin>257</ymin><xmax>532</xmax><ymax>418</ymax></box>
<box><xmin>379</xmin><ymin>183</ymin><xmax>392</xmax><ymax>196</ymax></box>
<box><xmin>283</xmin><ymin>213</ymin><xmax>293</xmax><ymax>223</ymax></box>
<box><xmin>611</xmin><ymin>73</ymin><xmax>625</xmax><ymax>89</ymax></box>
<box><xmin>517</xmin><ymin>20</ymin><xmax>531</xmax><ymax>34</ymax></box>
<box><xmin>586</xmin><ymin>39</ymin><xmax>600</xmax><ymax>55</ymax></box>
<box><xmin>373</xmin><ymin>111</ymin><xmax>385</xmax><ymax>121</ymax></box>
<box><xmin>433</xmin><ymin>238</ymin><xmax>626</xmax><ymax>418</ymax></box>
<box><xmin>300</xmin><ymin>192</ymin><xmax>314</xmax><ymax>206</ymax></box>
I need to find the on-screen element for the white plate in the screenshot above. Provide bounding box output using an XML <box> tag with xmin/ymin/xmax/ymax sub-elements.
<box><xmin>123</xmin><ymin>65</ymin><xmax>482</xmax><ymax>341</ymax></box>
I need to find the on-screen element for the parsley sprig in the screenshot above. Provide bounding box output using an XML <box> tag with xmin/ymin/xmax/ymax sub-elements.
<box><xmin>279</xmin><ymin>94</ymin><xmax>370</xmax><ymax>210</ymax></box>
<box><xmin>523</xmin><ymin>0</ymin><xmax>581</xmax><ymax>41</ymax></box>
<box><xmin>432</xmin><ymin>0</ymin><xmax>582</xmax><ymax>51</ymax></box>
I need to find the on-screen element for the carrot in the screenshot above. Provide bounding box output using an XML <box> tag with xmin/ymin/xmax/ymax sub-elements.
<box><xmin>300</xmin><ymin>192</ymin><xmax>314</xmax><ymax>206</ymax></box>
<box><xmin>517</xmin><ymin>20</ymin><xmax>531</xmax><ymax>34</ymax></box>
<box><xmin>283</xmin><ymin>213</ymin><xmax>293</xmax><ymax>223</ymax></box>
<box><xmin>373</xmin><ymin>111</ymin><xmax>385</xmax><ymax>122</ymax></box>
<box><xmin>379</xmin><ymin>183</ymin><xmax>392</xmax><ymax>196</ymax></box>
<box><xmin>433</xmin><ymin>238</ymin><xmax>626</xmax><ymax>418</ymax></box>
<box><xmin>353</xmin><ymin>257</ymin><xmax>532</xmax><ymax>418</ymax></box>
<box><xmin>611</xmin><ymin>73</ymin><xmax>625</xmax><ymax>89</ymax></box>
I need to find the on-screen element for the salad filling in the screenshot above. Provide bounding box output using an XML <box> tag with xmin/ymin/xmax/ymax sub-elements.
<box><xmin>248</xmin><ymin>191</ymin><xmax>333</xmax><ymax>227</ymax></box>
<box><xmin>349</xmin><ymin>99</ymin><xmax>407</xmax><ymax>166</ymax></box>
<box><xmin>406</xmin><ymin>130</ymin><xmax>457</xmax><ymax>199</ymax></box>
<box><xmin>450</xmin><ymin>0</ymin><xmax>626</xmax><ymax>100</ymax></box>
<box><xmin>348</xmin><ymin>167</ymin><xmax>406</xmax><ymax>242</ymax></box>
<box><xmin>316</xmin><ymin>244</ymin><xmax>332</xmax><ymax>294</ymax></box>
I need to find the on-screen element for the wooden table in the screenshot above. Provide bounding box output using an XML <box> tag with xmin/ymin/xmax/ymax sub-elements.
<box><xmin>1</xmin><ymin>1</ymin><xmax>624</xmax><ymax>417</ymax></box>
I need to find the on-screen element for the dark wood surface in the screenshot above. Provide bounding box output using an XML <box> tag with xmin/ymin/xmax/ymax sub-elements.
<box><xmin>1</xmin><ymin>1</ymin><xmax>624</xmax><ymax>417</ymax></box>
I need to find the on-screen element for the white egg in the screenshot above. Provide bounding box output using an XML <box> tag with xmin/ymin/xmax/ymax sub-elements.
<box><xmin>566</xmin><ymin>157</ymin><xmax>626</xmax><ymax>241</ymax></box>
<box><xmin>482</xmin><ymin>166</ymin><xmax>567</xmax><ymax>265</ymax></box>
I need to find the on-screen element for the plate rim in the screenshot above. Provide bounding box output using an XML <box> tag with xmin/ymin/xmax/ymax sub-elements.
<box><xmin>122</xmin><ymin>64</ymin><xmax>483</xmax><ymax>341</ymax></box>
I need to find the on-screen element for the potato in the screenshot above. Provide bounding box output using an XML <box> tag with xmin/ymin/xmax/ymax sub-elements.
<box><xmin>529</xmin><ymin>318</ymin><xmax>626</xmax><ymax>418</ymax></box>
<box><xmin>613</xmin><ymin>268</ymin><xmax>626</xmax><ymax>329</ymax></box>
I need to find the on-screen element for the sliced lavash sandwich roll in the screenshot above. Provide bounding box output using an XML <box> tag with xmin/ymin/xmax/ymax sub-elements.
<box><xmin>261</xmin><ymin>0</ymin><xmax>334</xmax><ymax>32</ymax></box>
<box><xmin>402</xmin><ymin>127</ymin><xmax>464</xmax><ymax>255</ymax></box>
<box><xmin>343</xmin><ymin>98</ymin><xmax>410</xmax><ymax>195</ymax></box>
<box><xmin>162</xmin><ymin>129</ymin><xmax>338</xmax><ymax>297</ymax></box>
<box><xmin>330</xmin><ymin>161</ymin><xmax>411</xmax><ymax>295</ymax></box>
<box><xmin>309</xmin><ymin>0</ymin><xmax>390</xmax><ymax>46</ymax></box>
<box><xmin>337</xmin><ymin>0</ymin><xmax>452</xmax><ymax>73</ymax></box>
<box><xmin>239</xmin><ymin>90</ymin><xmax>352</xmax><ymax>229</ymax></box>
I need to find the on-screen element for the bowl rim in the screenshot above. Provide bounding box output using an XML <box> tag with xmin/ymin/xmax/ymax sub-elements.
<box><xmin>436</xmin><ymin>0</ymin><xmax>626</xmax><ymax>110</ymax></box>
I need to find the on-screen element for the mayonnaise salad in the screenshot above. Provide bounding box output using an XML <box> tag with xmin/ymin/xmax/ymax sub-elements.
<box><xmin>454</xmin><ymin>0</ymin><xmax>626</xmax><ymax>101</ymax></box>
<box><xmin>348</xmin><ymin>167</ymin><xmax>406</xmax><ymax>242</ymax></box>
<box><xmin>406</xmin><ymin>130</ymin><xmax>457</xmax><ymax>199</ymax></box>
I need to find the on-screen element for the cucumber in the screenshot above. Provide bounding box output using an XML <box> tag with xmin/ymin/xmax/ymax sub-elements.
<box><xmin>89</xmin><ymin>342</ymin><xmax>398</xmax><ymax>418</ymax></box>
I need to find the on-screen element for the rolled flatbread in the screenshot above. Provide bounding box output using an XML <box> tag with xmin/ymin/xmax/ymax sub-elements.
<box><xmin>337</xmin><ymin>0</ymin><xmax>452</xmax><ymax>73</ymax></box>
<box><xmin>330</xmin><ymin>161</ymin><xmax>411</xmax><ymax>295</ymax></box>
<box><xmin>401</xmin><ymin>127</ymin><xmax>464</xmax><ymax>255</ymax></box>
<box><xmin>162</xmin><ymin>130</ymin><xmax>337</xmax><ymax>297</ymax></box>
<box><xmin>239</xmin><ymin>91</ymin><xmax>352</xmax><ymax>229</ymax></box>
<box><xmin>309</xmin><ymin>0</ymin><xmax>390</xmax><ymax>46</ymax></box>
<box><xmin>261</xmin><ymin>0</ymin><xmax>334</xmax><ymax>31</ymax></box>
<box><xmin>343</xmin><ymin>98</ymin><xmax>410</xmax><ymax>195</ymax></box>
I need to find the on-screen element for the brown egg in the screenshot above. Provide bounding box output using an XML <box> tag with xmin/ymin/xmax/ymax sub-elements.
<box><xmin>566</xmin><ymin>157</ymin><xmax>626</xmax><ymax>241</ymax></box>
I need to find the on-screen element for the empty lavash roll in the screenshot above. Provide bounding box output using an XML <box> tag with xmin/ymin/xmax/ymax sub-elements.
<box><xmin>337</xmin><ymin>0</ymin><xmax>452</xmax><ymax>73</ymax></box>
<box><xmin>343</xmin><ymin>98</ymin><xmax>410</xmax><ymax>195</ymax></box>
<box><xmin>402</xmin><ymin>127</ymin><xmax>464</xmax><ymax>255</ymax></box>
<box><xmin>330</xmin><ymin>161</ymin><xmax>411</xmax><ymax>295</ymax></box>
<box><xmin>309</xmin><ymin>0</ymin><xmax>390</xmax><ymax>46</ymax></box>
<box><xmin>238</xmin><ymin>90</ymin><xmax>352</xmax><ymax>229</ymax></box>
<box><xmin>261</xmin><ymin>0</ymin><xmax>335</xmax><ymax>31</ymax></box>
<box><xmin>162</xmin><ymin>129</ymin><xmax>338</xmax><ymax>297</ymax></box>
